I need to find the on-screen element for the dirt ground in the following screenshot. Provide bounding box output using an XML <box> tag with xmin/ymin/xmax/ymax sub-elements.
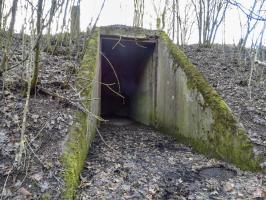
<box><xmin>0</xmin><ymin>34</ymin><xmax>79</xmax><ymax>199</ymax></box>
<box><xmin>76</xmin><ymin>119</ymin><xmax>265</xmax><ymax>200</ymax></box>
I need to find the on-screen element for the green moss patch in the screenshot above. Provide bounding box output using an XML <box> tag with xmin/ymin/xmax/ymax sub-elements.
<box><xmin>60</xmin><ymin>30</ymin><xmax>100</xmax><ymax>199</ymax></box>
<box><xmin>160</xmin><ymin>32</ymin><xmax>262</xmax><ymax>171</ymax></box>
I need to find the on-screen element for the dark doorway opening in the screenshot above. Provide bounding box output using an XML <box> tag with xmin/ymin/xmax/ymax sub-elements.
<box><xmin>100</xmin><ymin>36</ymin><xmax>156</xmax><ymax>118</ymax></box>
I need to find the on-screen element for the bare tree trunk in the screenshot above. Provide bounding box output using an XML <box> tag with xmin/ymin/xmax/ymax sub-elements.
<box><xmin>172</xmin><ymin>0</ymin><xmax>175</xmax><ymax>40</ymax></box>
<box><xmin>0</xmin><ymin>0</ymin><xmax>18</xmax><ymax>75</ymax></box>
<box><xmin>0</xmin><ymin>0</ymin><xmax>3</xmax><ymax>29</ymax></box>
<box><xmin>46</xmin><ymin>0</ymin><xmax>57</xmax><ymax>50</ymax></box>
<box><xmin>161</xmin><ymin>4</ymin><xmax>166</xmax><ymax>30</ymax></box>
<box><xmin>176</xmin><ymin>0</ymin><xmax>180</xmax><ymax>45</ymax></box>
<box><xmin>15</xmin><ymin>4</ymin><xmax>35</xmax><ymax>166</ymax></box>
<box><xmin>258</xmin><ymin>21</ymin><xmax>266</xmax><ymax>60</ymax></box>
<box><xmin>210</xmin><ymin>1</ymin><xmax>228</xmax><ymax>44</ymax></box>
<box><xmin>30</xmin><ymin>0</ymin><xmax>43</xmax><ymax>92</ymax></box>
<box><xmin>239</xmin><ymin>0</ymin><xmax>265</xmax><ymax>49</ymax></box>
<box><xmin>204</xmin><ymin>0</ymin><xmax>210</xmax><ymax>44</ymax></box>
<box><xmin>199</xmin><ymin>0</ymin><xmax>203</xmax><ymax>44</ymax></box>
<box><xmin>192</xmin><ymin>0</ymin><xmax>204</xmax><ymax>45</ymax></box>
<box><xmin>202</xmin><ymin>0</ymin><xmax>206</xmax><ymax>44</ymax></box>
<box><xmin>71</xmin><ymin>5</ymin><xmax>80</xmax><ymax>40</ymax></box>
<box><xmin>133</xmin><ymin>0</ymin><xmax>144</xmax><ymax>27</ymax></box>
<box><xmin>192</xmin><ymin>0</ymin><xmax>229</xmax><ymax>46</ymax></box>
<box><xmin>152</xmin><ymin>0</ymin><xmax>168</xmax><ymax>30</ymax></box>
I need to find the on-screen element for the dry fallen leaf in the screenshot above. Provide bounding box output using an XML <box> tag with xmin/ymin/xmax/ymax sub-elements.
<box><xmin>18</xmin><ymin>187</ymin><xmax>32</xmax><ymax>196</ymax></box>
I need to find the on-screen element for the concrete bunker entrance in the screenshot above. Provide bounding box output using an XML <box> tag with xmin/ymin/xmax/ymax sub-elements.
<box><xmin>100</xmin><ymin>36</ymin><xmax>156</xmax><ymax>119</ymax></box>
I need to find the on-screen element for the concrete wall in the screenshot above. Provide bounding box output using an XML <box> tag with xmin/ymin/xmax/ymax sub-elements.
<box><xmin>130</xmin><ymin>46</ymin><xmax>157</xmax><ymax>125</ymax></box>
<box><xmin>156</xmin><ymin>39</ymin><xmax>213</xmax><ymax>140</ymax></box>
<box><xmin>156</xmin><ymin>33</ymin><xmax>262</xmax><ymax>171</ymax></box>
<box><xmin>61</xmin><ymin>30</ymin><xmax>101</xmax><ymax>199</ymax></box>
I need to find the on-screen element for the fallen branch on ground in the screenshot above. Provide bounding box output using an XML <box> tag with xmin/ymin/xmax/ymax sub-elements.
<box><xmin>37</xmin><ymin>86</ymin><xmax>88</xmax><ymax>113</ymax></box>
<box><xmin>0</xmin><ymin>54</ymin><xmax>29</xmax><ymax>76</ymax></box>
<box><xmin>37</xmin><ymin>86</ymin><xmax>105</xmax><ymax>122</ymax></box>
<box><xmin>96</xmin><ymin>128</ymin><xmax>122</xmax><ymax>156</ymax></box>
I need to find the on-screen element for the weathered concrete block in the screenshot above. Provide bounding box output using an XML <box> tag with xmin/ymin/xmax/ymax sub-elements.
<box><xmin>158</xmin><ymin>32</ymin><xmax>263</xmax><ymax>171</ymax></box>
<box><xmin>60</xmin><ymin>30</ymin><xmax>101</xmax><ymax>199</ymax></box>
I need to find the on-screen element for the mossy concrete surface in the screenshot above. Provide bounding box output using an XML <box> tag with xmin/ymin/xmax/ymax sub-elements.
<box><xmin>60</xmin><ymin>30</ymin><xmax>101</xmax><ymax>199</ymax></box>
<box><xmin>100</xmin><ymin>25</ymin><xmax>159</xmax><ymax>40</ymax></box>
<box><xmin>157</xmin><ymin>32</ymin><xmax>263</xmax><ymax>171</ymax></box>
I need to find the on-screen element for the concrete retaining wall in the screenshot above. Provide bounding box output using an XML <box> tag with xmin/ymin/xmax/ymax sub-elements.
<box><xmin>130</xmin><ymin>46</ymin><xmax>157</xmax><ymax>125</ymax></box>
<box><xmin>156</xmin><ymin>32</ymin><xmax>262</xmax><ymax>171</ymax></box>
<box><xmin>60</xmin><ymin>30</ymin><xmax>101</xmax><ymax>199</ymax></box>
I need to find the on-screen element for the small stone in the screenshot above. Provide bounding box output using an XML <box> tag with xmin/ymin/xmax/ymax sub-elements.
<box><xmin>40</xmin><ymin>181</ymin><xmax>49</xmax><ymax>192</ymax></box>
<box><xmin>4</xmin><ymin>90</ymin><xmax>10</xmax><ymax>96</ymax></box>
<box><xmin>57</xmin><ymin>116</ymin><xmax>65</xmax><ymax>122</ymax></box>
<box><xmin>168</xmin><ymin>157</ymin><xmax>175</xmax><ymax>164</ymax></box>
<box><xmin>187</xmin><ymin>195</ymin><xmax>195</xmax><ymax>200</ymax></box>
<box><xmin>259</xmin><ymin>162</ymin><xmax>266</xmax><ymax>169</ymax></box>
<box><xmin>1</xmin><ymin>188</ymin><xmax>12</xmax><ymax>197</ymax></box>
<box><xmin>237</xmin><ymin>192</ymin><xmax>244</xmax><ymax>198</ymax></box>
<box><xmin>247</xmin><ymin>106</ymin><xmax>255</xmax><ymax>111</ymax></box>
<box><xmin>31</xmin><ymin>114</ymin><xmax>39</xmax><ymax>123</ymax></box>
<box><xmin>15</xmin><ymin>180</ymin><xmax>22</xmax><ymax>187</ymax></box>
<box><xmin>253</xmin><ymin>188</ymin><xmax>265</xmax><ymax>198</ymax></box>
<box><xmin>223</xmin><ymin>182</ymin><xmax>235</xmax><ymax>192</ymax></box>
<box><xmin>121</xmin><ymin>184</ymin><xmax>130</xmax><ymax>191</ymax></box>
<box><xmin>13</xmin><ymin>115</ymin><xmax>19</xmax><ymax>124</ymax></box>
<box><xmin>30</xmin><ymin>172</ymin><xmax>43</xmax><ymax>181</ymax></box>
<box><xmin>210</xmin><ymin>190</ymin><xmax>218</xmax><ymax>196</ymax></box>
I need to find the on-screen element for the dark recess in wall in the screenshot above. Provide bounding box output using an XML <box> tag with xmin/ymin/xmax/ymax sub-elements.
<box><xmin>100</xmin><ymin>36</ymin><xmax>155</xmax><ymax>117</ymax></box>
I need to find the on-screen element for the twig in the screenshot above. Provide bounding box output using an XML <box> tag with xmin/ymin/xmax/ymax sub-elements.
<box><xmin>104</xmin><ymin>84</ymin><xmax>125</xmax><ymax>102</ymax></box>
<box><xmin>38</xmin><ymin>86</ymin><xmax>106</xmax><ymax>122</ymax></box>
<box><xmin>15</xmin><ymin>61</ymin><xmax>32</xmax><ymax>167</ymax></box>
<box><xmin>135</xmin><ymin>39</ymin><xmax>147</xmax><ymax>48</ymax></box>
<box><xmin>2</xmin><ymin>54</ymin><xmax>29</xmax><ymax>74</ymax></box>
<box><xmin>19</xmin><ymin>160</ymin><xmax>30</xmax><ymax>187</ymax></box>
<box><xmin>28</xmin><ymin>117</ymin><xmax>53</xmax><ymax>145</ymax></box>
<box><xmin>74</xmin><ymin>97</ymin><xmax>100</xmax><ymax>102</ymax></box>
<box><xmin>68</xmin><ymin>84</ymin><xmax>106</xmax><ymax>122</ymax></box>
<box><xmin>96</xmin><ymin>128</ymin><xmax>122</xmax><ymax>156</ymax></box>
<box><xmin>97</xmin><ymin>81</ymin><xmax>125</xmax><ymax>102</ymax></box>
<box><xmin>101</xmin><ymin>82</ymin><xmax>116</xmax><ymax>86</ymax></box>
<box><xmin>0</xmin><ymin>165</ymin><xmax>13</xmax><ymax>200</ymax></box>
<box><xmin>25</xmin><ymin>137</ymin><xmax>45</xmax><ymax>167</ymax></box>
<box><xmin>38</xmin><ymin>86</ymin><xmax>87</xmax><ymax>112</ymax></box>
<box><xmin>112</xmin><ymin>35</ymin><xmax>125</xmax><ymax>50</ymax></box>
<box><xmin>100</xmin><ymin>51</ymin><xmax>121</xmax><ymax>93</ymax></box>
<box><xmin>226</xmin><ymin>0</ymin><xmax>266</xmax><ymax>21</ymax></box>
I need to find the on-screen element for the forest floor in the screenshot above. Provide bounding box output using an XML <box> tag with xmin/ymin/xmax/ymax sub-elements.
<box><xmin>0</xmin><ymin>34</ymin><xmax>79</xmax><ymax>199</ymax></box>
<box><xmin>0</xmin><ymin>36</ymin><xmax>265</xmax><ymax>199</ymax></box>
<box><xmin>76</xmin><ymin>119</ymin><xmax>265</xmax><ymax>200</ymax></box>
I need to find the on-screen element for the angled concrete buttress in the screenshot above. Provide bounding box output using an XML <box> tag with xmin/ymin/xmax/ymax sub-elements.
<box><xmin>60</xmin><ymin>25</ymin><xmax>264</xmax><ymax>199</ymax></box>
